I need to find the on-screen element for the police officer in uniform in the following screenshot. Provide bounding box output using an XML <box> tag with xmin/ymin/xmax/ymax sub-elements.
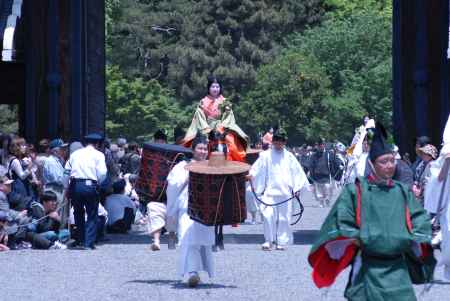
<box><xmin>65</xmin><ymin>133</ymin><xmax>107</xmax><ymax>249</ymax></box>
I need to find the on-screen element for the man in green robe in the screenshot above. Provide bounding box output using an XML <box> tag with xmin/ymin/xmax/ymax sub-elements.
<box><xmin>308</xmin><ymin>122</ymin><xmax>436</xmax><ymax>301</ymax></box>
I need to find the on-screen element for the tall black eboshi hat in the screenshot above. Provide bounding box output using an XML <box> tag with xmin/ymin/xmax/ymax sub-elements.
<box><xmin>369</xmin><ymin>122</ymin><xmax>392</xmax><ymax>162</ymax></box>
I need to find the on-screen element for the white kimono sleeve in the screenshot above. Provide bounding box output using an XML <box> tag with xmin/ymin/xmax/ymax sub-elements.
<box><xmin>249</xmin><ymin>152</ymin><xmax>268</xmax><ymax>196</ymax></box>
<box><xmin>165</xmin><ymin>161</ymin><xmax>188</xmax><ymax>232</ymax></box>
<box><xmin>424</xmin><ymin>158</ymin><xmax>448</xmax><ymax>214</ymax></box>
<box><xmin>288</xmin><ymin>152</ymin><xmax>309</xmax><ymax>193</ymax></box>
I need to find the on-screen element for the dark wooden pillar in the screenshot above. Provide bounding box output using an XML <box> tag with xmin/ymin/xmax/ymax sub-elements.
<box><xmin>441</xmin><ymin>1</ymin><xmax>450</xmax><ymax>130</ymax></box>
<box><xmin>70</xmin><ymin>0</ymin><xmax>83</xmax><ymax>141</ymax></box>
<box><xmin>86</xmin><ymin>0</ymin><xmax>106</xmax><ymax>135</ymax></box>
<box><xmin>392</xmin><ymin>0</ymin><xmax>405</xmax><ymax>151</ymax></box>
<box><xmin>23</xmin><ymin>0</ymin><xmax>40</xmax><ymax>143</ymax></box>
<box><xmin>70</xmin><ymin>0</ymin><xmax>105</xmax><ymax>141</ymax></box>
<box><xmin>47</xmin><ymin>0</ymin><xmax>60</xmax><ymax>139</ymax></box>
<box><xmin>413</xmin><ymin>0</ymin><xmax>429</xmax><ymax>137</ymax></box>
<box><xmin>393</xmin><ymin>0</ymin><xmax>450</xmax><ymax>156</ymax></box>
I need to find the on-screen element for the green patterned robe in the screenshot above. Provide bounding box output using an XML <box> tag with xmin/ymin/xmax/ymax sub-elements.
<box><xmin>309</xmin><ymin>177</ymin><xmax>436</xmax><ymax>301</ymax></box>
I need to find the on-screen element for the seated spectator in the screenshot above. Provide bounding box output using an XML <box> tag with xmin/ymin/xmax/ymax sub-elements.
<box><xmin>0</xmin><ymin>211</ymin><xmax>10</xmax><ymax>251</ymax></box>
<box><xmin>0</xmin><ymin>173</ymin><xmax>60</xmax><ymax>250</ymax></box>
<box><xmin>124</xmin><ymin>173</ymin><xmax>140</xmax><ymax>208</ymax></box>
<box><xmin>0</xmin><ymin>173</ymin><xmax>14</xmax><ymax>213</ymax></box>
<box><xmin>0</xmin><ymin>174</ymin><xmax>32</xmax><ymax>249</ymax></box>
<box><xmin>124</xmin><ymin>173</ymin><xmax>145</xmax><ymax>225</ymax></box>
<box><xmin>29</xmin><ymin>191</ymin><xmax>68</xmax><ymax>248</ymax></box>
<box><xmin>0</xmin><ymin>172</ymin><xmax>28</xmax><ymax>226</ymax></box>
<box><xmin>104</xmin><ymin>179</ymin><xmax>136</xmax><ymax>233</ymax></box>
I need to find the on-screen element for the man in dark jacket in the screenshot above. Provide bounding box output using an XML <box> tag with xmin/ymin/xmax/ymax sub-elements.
<box><xmin>309</xmin><ymin>140</ymin><xmax>338</xmax><ymax>207</ymax></box>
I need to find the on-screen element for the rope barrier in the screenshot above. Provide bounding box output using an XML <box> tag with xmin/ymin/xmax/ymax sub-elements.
<box><xmin>249</xmin><ymin>180</ymin><xmax>305</xmax><ymax>225</ymax></box>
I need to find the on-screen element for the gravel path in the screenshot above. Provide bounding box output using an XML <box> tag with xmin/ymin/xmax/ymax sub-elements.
<box><xmin>1</xmin><ymin>189</ymin><xmax>448</xmax><ymax>301</ymax></box>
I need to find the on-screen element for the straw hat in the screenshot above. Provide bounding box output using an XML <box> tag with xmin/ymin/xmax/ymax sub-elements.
<box><xmin>185</xmin><ymin>152</ymin><xmax>250</xmax><ymax>175</ymax></box>
<box><xmin>418</xmin><ymin>144</ymin><xmax>438</xmax><ymax>160</ymax></box>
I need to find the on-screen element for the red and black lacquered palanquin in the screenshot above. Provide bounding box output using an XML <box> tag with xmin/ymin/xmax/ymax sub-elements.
<box><xmin>136</xmin><ymin>143</ymin><xmax>192</xmax><ymax>204</ymax></box>
<box><xmin>185</xmin><ymin>152</ymin><xmax>250</xmax><ymax>226</ymax></box>
<box><xmin>187</xmin><ymin>171</ymin><xmax>248</xmax><ymax>225</ymax></box>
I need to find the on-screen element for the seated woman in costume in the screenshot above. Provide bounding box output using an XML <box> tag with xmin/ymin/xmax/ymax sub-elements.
<box><xmin>180</xmin><ymin>76</ymin><xmax>248</xmax><ymax>162</ymax></box>
<box><xmin>166</xmin><ymin>135</ymin><xmax>214</xmax><ymax>287</ymax></box>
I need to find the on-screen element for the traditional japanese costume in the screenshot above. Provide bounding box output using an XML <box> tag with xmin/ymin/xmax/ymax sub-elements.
<box><xmin>309</xmin><ymin>123</ymin><xmax>436</xmax><ymax>301</ymax></box>
<box><xmin>181</xmin><ymin>95</ymin><xmax>248</xmax><ymax>162</ymax></box>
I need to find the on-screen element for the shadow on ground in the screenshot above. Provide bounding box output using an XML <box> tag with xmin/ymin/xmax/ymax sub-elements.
<box><xmin>431</xmin><ymin>280</ymin><xmax>450</xmax><ymax>285</ymax></box>
<box><xmin>102</xmin><ymin>228</ymin><xmax>319</xmax><ymax>246</ymax></box>
<box><xmin>125</xmin><ymin>279</ymin><xmax>237</xmax><ymax>289</ymax></box>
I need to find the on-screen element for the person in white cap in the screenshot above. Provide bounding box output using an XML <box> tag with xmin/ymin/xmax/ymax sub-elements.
<box><xmin>65</xmin><ymin>134</ymin><xmax>107</xmax><ymax>250</ymax></box>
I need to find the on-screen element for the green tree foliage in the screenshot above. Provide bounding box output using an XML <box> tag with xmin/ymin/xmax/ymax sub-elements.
<box><xmin>106</xmin><ymin>0</ymin><xmax>393</xmax><ymax>146</ymax></box>
<box><xmin>237</xmin><ymin>53</ymin><xmax>331</xmax><ymax>144</ymax></box>
<box><xmin>106</xmin><ymin>66</ymin><xmax>190</xmax><ymax>142</ymax></box>
<box><xmin>239</xmin><ymin>11</ymin><xmax>392</xmax><ymax>144</ymax></box>
<box><xmin>105</xmin><ymin>0</ymin><xmax>121</xmax><ymax>57</ymax></box>
<box><xmin>325</xmin><ymin>0</ymin><xmax>391</xmax><ymax>18</ymax></box>
<box><xmin>107</xmin><ymin>0</ymin><xmax>327</xmax><ymax>104</ymax></box>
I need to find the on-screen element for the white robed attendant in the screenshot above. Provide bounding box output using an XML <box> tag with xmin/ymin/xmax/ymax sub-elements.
<box><xmin>250</xmin><ymin>129</ymin><xmax>308</xmax><ymax>250</ymax></box>
<box><xmin>166</xmin><ymin>138</ymin><xmax>214</xmax><ymax>287</ymax></box>
<box><xmin>425</xmin><ymin>114</ymin><xmax>450</xmax><ymax>279</ymax></box>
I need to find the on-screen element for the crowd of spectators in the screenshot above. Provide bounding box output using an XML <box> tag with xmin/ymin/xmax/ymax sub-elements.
<box><xmin>0</xmin><ymin>133</ymin><xmax>142</xmax><ymax>251</ymax></box>
<box><xmin>0</xmin><ymin>127</ymin><xmax>447</xmax><ymax>251</ymax></box>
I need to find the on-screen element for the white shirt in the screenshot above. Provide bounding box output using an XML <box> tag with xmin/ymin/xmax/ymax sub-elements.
<box><xmin>65</xmin><ymin>145</ymin><xmax>107</xmax><ymax>183</ymax></box>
